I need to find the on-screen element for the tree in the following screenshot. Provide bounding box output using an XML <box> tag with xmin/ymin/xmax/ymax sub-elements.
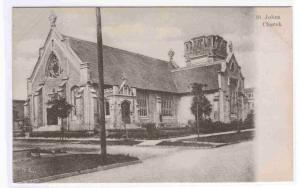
<box><xmin>244</xmin><ymin>110</ymin><xmax>254</xmax><ymax>128</ymax></box>
<box><xmin>190</xmin><ymin>83</ymin><xmax>212</xmax><ymax>138</ymax></box>
<box><xmin>47</xmin><ymin>95</ymin><xmax>72</xmax><ymax>141</ymax></box>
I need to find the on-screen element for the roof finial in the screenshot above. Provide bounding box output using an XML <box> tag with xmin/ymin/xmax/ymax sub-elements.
<box><xmin>48</xmin><ymin>12</ymin><xmax>57</xmax><ymax>28</ymax></box>
<box><xmin>121</xmin><ymin>71</ymin><xmax>127</xmax><ymax>81</ymax></box>
<box><xmin>168</xmin><ymin>49</ymin><xmax>175</xmax><ymax>62</ymax></box>
<box><xmin>228</xmin><ymin>41</ymin><xmax>233</xmax><ymax>53</ymax></box>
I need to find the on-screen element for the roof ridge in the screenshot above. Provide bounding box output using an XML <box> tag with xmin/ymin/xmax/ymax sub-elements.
<box><xmin>171</xmin><ymin>61</ymin><xmax>223</xmax><ymax>73</ymax></box>
<box><xmin>63</xmin><ymin>34</ymin><xmax>169</xmax><ymax>65</ymax></box>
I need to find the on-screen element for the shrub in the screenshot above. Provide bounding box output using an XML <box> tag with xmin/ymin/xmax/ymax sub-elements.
<box><xmin>23</xmin><ymin>117</ymin><xmax>32</xmax><ymax>133</ymax></box>
<box><xmin>232</xmin><ymin>120</ymin><xmax>243</xmax><ymax>132</ymax></box>
<box><xmin>30</xmin><ymin>131</ymin><xmax>95</xmax><ymax>138</ymax></box>
<box><xmin>140</xmin><ymin>123</ymin><xmax>159</xmax><ymax>139</ymax></box>
<box><xmin>107</xmin><ymin>128</ymin><xmax>147</xmax><ymax>139</ymax></box>
<box><xmin>186</xmin><ymin>118</ymin><xmax>253</xmax><ymax>134</ymax></box>
<box><xmin>158</xmin><ymin>127</ymin><xmax>193</xmax><ymax>138</ymax></box>
<box><xmin>244</xmin><ymin>110</ymin><xmax>255</xmax><ymax>128</ymax></box>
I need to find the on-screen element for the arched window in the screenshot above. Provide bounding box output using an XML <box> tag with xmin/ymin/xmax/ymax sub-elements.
<box><xmin>46</xmin><ymin>53</ymin><xmax>63</xmax><ymax>78</ymax></box>
<box><xmin>230</xmin><ymin>62</ymin><xmax>235</xmax><ymax>71</ymax></box>
<box><xmin>207</xmin><ymin>37</ymin><xmax>212</xmax><ymax>47</ymax></box>
<box><xmin>229</xmin><ymin>78</ymin><xmax>238</xmax><ymax>114</ymax></box>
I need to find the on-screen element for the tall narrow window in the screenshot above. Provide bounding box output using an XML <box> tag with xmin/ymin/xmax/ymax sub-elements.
<box><xmin>229</xmin><ymin>78</ymin><xmax>238</xmax><ymax>114</ymax></box>
<box><xmin>230</xmin><ymin>62</ymin><xmax>235</xmax><ymax>71</ymax></box>
<box><xmin>161</xmin><ymin>94</ymin><xmax>174</xmax><ymax>116</ymax></box>
<box><xmin>105</xmin><ymin>99</ymin><xmax>110</xmax><ymax>116</ymax></box>
<box><xmin>137</xmin><ymin>90</ymin><xmax>148</xmax><ymax>117</ymax></box>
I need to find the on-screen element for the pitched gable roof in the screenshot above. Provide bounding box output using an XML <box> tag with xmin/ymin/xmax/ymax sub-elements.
<box><xmin>64</xmin><ymin>35</ymin><xmax>222</xmax><ymax>94</ymax></box>
<box><xmin>172</xmin><ymin>63</ymin><xmax>222</xmax><ymax>93</ymax></box>
<box><xmin>65</xmin><ymin>35</ymin><xmax>178</xmax><ymax>93</ymax></box>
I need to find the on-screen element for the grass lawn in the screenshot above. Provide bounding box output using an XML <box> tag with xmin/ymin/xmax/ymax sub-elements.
<box><xmin>13</xmin><ymin>153</ymin><xmax>138</xmax><ymax>182</ymax></box>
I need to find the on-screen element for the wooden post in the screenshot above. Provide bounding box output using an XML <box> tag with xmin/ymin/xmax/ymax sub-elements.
<box><xmin>96</xmin><ymin>7</ymin><xmax>107</xmax><ymax>161</ymax></box>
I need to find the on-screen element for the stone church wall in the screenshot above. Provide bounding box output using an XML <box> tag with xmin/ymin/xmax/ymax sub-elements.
<box><xmin>28</xmin><ymin>35</ymin><xmax>86</xmax><ymax>131</ymax></box>
<box><xmin>177</xmin><ymin>92</ymin><xmax>220</xmax><ymax>126</ymax></box>
<box><xmin>219</xmin><ymin>58</ymin><xmax>245</xmax><ymax>122</ymax></box>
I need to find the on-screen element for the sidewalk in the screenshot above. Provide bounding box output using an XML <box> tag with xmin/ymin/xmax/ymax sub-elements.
<box><xmin>170</xmin><ymin>128</ymin><xmax>254</xmax><ymax>141</ymax></box>
<box><xmin>14</xmin><ymin>128</ymin><xmax>254</xmax><ymax>146</ymax></box>
<box><xmin>137</xmin><ymin>128</ymin><xmax>254</xmax><ymax>146</ymax></box>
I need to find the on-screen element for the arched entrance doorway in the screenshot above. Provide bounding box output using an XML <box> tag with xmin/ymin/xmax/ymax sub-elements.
<box><xmin>121</xmin><ymin>100</ymin><xmax>131</xmax><ymax>124</ymax></box>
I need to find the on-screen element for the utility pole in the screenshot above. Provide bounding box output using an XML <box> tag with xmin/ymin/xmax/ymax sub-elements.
<box><xmin>96</xmin><ymin>7</ymin><xmax>107</xmax><ymax>161</ymax></box>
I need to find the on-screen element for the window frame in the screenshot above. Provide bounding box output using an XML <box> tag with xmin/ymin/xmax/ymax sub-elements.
<box><xmin>137</xmin><ymin>90</ymin><xmax>149</xmax><ymax>118</ymax></box>
<box><xmin>161</xmin><ymin>94</ymin><xmax>174</xmax><ymax>117</ymax></box>
<box><xmin>105</xmin><ymin>99</ymin><xmax>110</xmax><ymax>116</ymax></box>
<box><xmin>46</xmin><ymin>52</ymin><xmax>63</xmax><ymax>79</ymax></box>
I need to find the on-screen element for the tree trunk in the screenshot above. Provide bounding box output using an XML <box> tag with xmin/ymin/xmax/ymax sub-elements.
<box><xmin>96</xmin><ymin>7</ymin><xmax>107</xmax><ymax>162</ymax></box>
<box><xmin>61</xmin><ymin>117</ymin><xmax>64</xmax><ymax>141</ymax></box>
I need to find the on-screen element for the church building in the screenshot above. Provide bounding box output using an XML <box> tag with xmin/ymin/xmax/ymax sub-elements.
<box><xmin>24</xmin><ymin>14</ymin><xmax>246</xmax><ymax>133</ymax></box>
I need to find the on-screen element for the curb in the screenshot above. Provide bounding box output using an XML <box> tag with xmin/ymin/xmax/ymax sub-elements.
<box><xmin>155</xmin><ymin>145</ymin><xmax>216</xmax><ymax>149</ymax></box>
<box><xmin>18</xmin><ymin>159</ymin><xmax>142</xmax><ymax>183</ymax></box>
<box><xmin>14</xmin><ymin>138</ymin><xmax>143</xmax><ymax>146</ymax></box>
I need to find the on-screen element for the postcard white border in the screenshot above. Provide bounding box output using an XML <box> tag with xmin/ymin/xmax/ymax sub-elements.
<box><xmin>1</xmin><ymin>0</ymin><xmax>298</xmax><ymax>188</ymax></box>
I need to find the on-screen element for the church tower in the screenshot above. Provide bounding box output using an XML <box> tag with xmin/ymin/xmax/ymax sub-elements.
<box><xmin>184</xmin><ymin>35</ymin><xmax>228</xmax><ymax>66</ymax></box>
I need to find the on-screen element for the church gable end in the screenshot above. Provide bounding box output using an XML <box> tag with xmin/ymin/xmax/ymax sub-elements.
<box><xmin>224</xmin><ymin>54</ymin><xmax>243</xmax><ymax>79</ymax></box>
<box><xmin>28</xmin><ymin>30</ymin><xmax>82</xmax><ymax>96</ymax></box>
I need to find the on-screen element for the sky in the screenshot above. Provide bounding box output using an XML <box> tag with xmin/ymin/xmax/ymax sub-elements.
<box><xmin>13</xmin><ymin>7</ymin><xmax>256</xmax><ymax>100</ymax></box>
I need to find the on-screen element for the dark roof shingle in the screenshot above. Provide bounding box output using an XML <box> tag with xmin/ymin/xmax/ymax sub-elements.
<box><xmin>65</xmin><ymin>35</ymin><xmax>221</xmax><ymax>94</ymax></box>
<box><xmin>172</xmin><ymin>64</ymin><xmax>221</xmax><ymax>93</ymax></box>
<box><xmin>66</xmin><ymin>36</ymin><xmax>178</xmax><ymax>93</ymax></box>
